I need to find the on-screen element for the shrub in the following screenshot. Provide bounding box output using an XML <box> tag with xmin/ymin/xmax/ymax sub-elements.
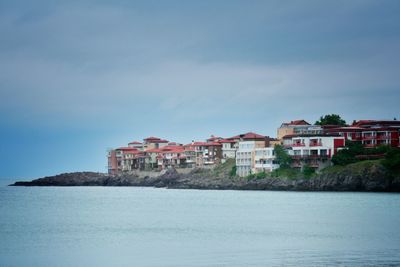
<box><xmin>382</xmin><ymin>148</ymin><xmax>400</xmax><ymax>173</ymax></box>
<box><xmin>229</xmin><ymin>165</ymin><xmax>237</xmax><ymax>177</ymax></box>
<box><xmin>274</xmin><ymin>144</ymin><xmax>292</xmax><ymax>168</ymax></box>
<box><xmin>255</xmin><ymin>171</ymin><xmax>267</xmax><ymax>179</ymax></box>
<box><xmin>302</xmin><ymin>165</ymin><xmax>315</xmax><ymax>178</ymax></box>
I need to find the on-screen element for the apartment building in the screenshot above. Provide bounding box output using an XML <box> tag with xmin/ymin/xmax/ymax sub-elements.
<box><xmin>283</xmin><ymin>134</ymin><xmax>345</xmax><ymax>170</ymax></box>
<box><xmin>324</xmin><ymin>120</ymin><xmax>400</xmax><ymax>148</ymax></box>
<box><xmin>277</xmin><ymin>120</ymin><xmax>322</xmax><ymax>140</ymax></box>
<box><xmin>254</xmin><ymin>147</ymin><xmax>279</xmax><ymax>173</ymax></box>
<box><xmin>235</xmin><ymin>133</ymin><xmax>268</xmax><ymax>177</ymax></box>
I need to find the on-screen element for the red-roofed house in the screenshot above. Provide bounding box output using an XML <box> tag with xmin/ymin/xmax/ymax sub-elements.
<box><xmin>143</xmin><ymin>136</ymin><xmax>169</xmax><ymax>150</ymax></box>
<box><xmin>277</xmin><ymin>120</ymin><xmax>322</xmax><ymax>140</ymax></box>
<box><xmin>323</xmin><ymin>120</ymin><xmax>400</xmax><ymax>148</ymax></box>
<box><xmin>282</xmin><ymin>133</ymin><xmax>346</xmax><ymax>170</ymax></box>
<box><xmin>206</xmin><ymin>135</ymin><xmax>223</xmax><ymax>143</ymax></box>
<box><xmin>185</xmin><ymin>141</ymin><xmax>222</xmax><ymax>167</ymax></box>
<box><xmin>128</xmin><ymin>141</ymin><xmax>143</xmax><ymax>150</ymax></box>
<box><xmin>219</xmin><ymin>139</ymin><xmax>237</xmax><ymax>160</ymax></box>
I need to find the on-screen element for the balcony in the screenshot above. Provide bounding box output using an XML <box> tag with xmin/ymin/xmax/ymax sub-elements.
<box><xmin>309</xmin><ymin>142</ymin><xmax>322</xmax><ymax>147</ymax></box>
<box><xmin>376</xmin><ymin>135</ymin><xmax>390</xmax><ymax>140</ymax></box>
<box><xmin>291</xmin><ymin>155</ymin><xmax>329</xmax><ymax>160</ymax></box>
<box><xmin>291</xmin><ymin>143</ymin><xmax>305</xmax><ymax>147</ymax></box>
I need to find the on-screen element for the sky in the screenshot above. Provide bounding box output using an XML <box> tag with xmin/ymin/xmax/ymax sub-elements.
<box><xmin>1</xmin><ymin>0</ymin><xmax>399</xmax><ymax>179</ymax></box>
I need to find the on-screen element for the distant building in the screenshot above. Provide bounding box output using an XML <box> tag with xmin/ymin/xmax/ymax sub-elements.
<box><xmin>323</xmin><ymin>120</ymin><xmax>400</xmax><ymax>148</ymax></box>
<box><xmin>128</xmin><ymin>141</ymin><xmax>143</xmax><ymax>150</ymax></box>
<box><xmin>283</xmin><ymin>134</ymin><xmax>345</xmax><ymax>170</ymax></box>
<box><xmin>254</xmin><ymin>147</ymin><xmax>279</xmax><ymax>173</ymax></box>
<box><xmin>184</xmin><ymin>142</ymin><xmax>222</xmax><ymax>167</ymax></box>
<box><xmin>235</xmin><ymin>132</ymin><xmax>269</xmax><ymax>177</ymax></box>
<box><xmin>219</xmin><ymin>139</ymin><xmax>237</xmax><ymax>161</ymax></box>
<box><xmin>277</xmin><ymin>120</ymin><xmax>322</xmax><ymax>140</ymax></box>
<box><xmin>143</xmin><ymin>137</ymin><xmax>169</xmax><ymax>150</ymax></box>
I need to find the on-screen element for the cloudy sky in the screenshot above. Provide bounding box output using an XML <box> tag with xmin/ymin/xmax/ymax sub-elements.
<box><xmin>1</xmin><ymin>0</ymin><xmax>399</xmax><ymax>179</ymax></box>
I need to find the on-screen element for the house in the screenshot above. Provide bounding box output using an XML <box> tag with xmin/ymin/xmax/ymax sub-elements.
<box><xmin>253</xmin><ymin>147</ymin><xmax>279</xmax><ymax>173</ymax></box>
<box><xmin>184</xmin><ymin>141</ymin><xmax>222</xmax><ymax>167</ymax></box>
<box><xmin>156</xmin><ymin>145</ymin><xmax>187</xmax><ymax>170</ymax></box>
<box><xmin>283</xmin><ymin>134</ymin><xmax>345</xmax><ymax>170</ymax></box>
<box><xmin>128</xmin><ymin>141</ymin><xmax>143</xmax><ymax>150</ymax></box>
<box><xmin>277</xmin><ymin>120</ymin><xmax>322</xmax><ymax>140</ymax></box>
<box><xmin>143</xmin><ymin>136</ymin><xmax>169</xmax><ymax>150</ymax></box>
<box><xmin>323</xmin><ymin>120</ymin><xmax>400</xmax><ymax>148</ymax></box>
<box><xmin>219</xmin><ymin>139</ymin><xmax>237</xmax><ymax>161</ymax></box>
<box><xmin>206</xmin><ymin>135</ymin><xmax>223</xmax><ymax>143</ymax></box>
<box><xmin>235</xmin><ymin>132</ymin><xmax>269</xmax><ymax>177</ymax></box>
<box><xmin>107</xmin><ymin>147</ymin><xmax>139</xmax><ymax>174</ymax></box>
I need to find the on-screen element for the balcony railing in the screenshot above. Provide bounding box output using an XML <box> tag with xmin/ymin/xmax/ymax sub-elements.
<box><xmin>291</xmin><ymin>143</ymin><xmax>305</xmax><ymax>147</ymax></box>
<box><xmin>362</xmin><ymin>135</ymin><xmax>376</xmax><ymax>140</ymax></box>
<box><xmin>291</xmin><ymin>155</ymin><xmax>329</xmax><ymax>160</ymax></box>
<box><xmin>376</xmin><ymin>135</ymin><xmax>390</xmax><ymax>140</ymax></box>
<box><xmin>309</xmin><ymin>142</ymin><xmax>323</xmax><ymax>147</ymax></box>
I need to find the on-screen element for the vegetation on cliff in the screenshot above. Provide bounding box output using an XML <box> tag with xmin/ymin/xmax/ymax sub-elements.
<box><xmin>331</xmin><ymin>141</ymin><xmax>400</xmax><ymax>178</ymax></box>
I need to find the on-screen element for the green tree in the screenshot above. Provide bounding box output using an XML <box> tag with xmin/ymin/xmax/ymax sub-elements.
<box><xmin>382</xmin><ymin>148</ymin><xmax>400</xmax><ymax>173</ymax></box>
<box><xmin>315</xmin><ymin>114</ymin><xmax>346</xmax><ymax>126</ymax></box>
<box><xmin>229</xmin><ymin>165</ymin><xmax>237</xmax><ymax>177</ymax></box>
<box><xmin>331</xmin><ymin>140</ymin><xmax>364</xmax><ymax>165</ymax></box>
<box><xmin>274</xmin><ymin>144</ymin><xmax>292</xmax><ymax>169</ymax></box>
<box><xmin>302</xmin><ymin>165</ymin><xmax>315</xmax><ymax>178</ymax></box>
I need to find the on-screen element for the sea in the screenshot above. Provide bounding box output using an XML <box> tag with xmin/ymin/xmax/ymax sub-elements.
<box><xmin>1</xmin><ymin>180</ymin><xmax>400</xmax><ymax>267</ymax></box>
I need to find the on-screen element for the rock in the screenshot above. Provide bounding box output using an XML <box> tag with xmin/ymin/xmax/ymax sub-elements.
<box><xmin>9</xmin><ymin>161</ymin><xmax>400</xmax><ymax>192</ymax></box>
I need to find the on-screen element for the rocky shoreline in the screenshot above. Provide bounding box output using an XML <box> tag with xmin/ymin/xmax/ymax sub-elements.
<box><xmin>10</xmin><ymin>160</ymin><xmax>400</xmax><ymax>192</ymax></box>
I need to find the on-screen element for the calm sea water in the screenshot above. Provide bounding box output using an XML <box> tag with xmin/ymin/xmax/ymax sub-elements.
<box><xmin>1</xmin><ymin>183</ymin><xmax>400</xmax><ymax>267</ymax></box>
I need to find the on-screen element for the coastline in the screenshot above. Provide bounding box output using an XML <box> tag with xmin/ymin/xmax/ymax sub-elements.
<box><xmin>10</xmin><ymin>160</ymin><xmax>400</xmax><ymax>192</ymax></box>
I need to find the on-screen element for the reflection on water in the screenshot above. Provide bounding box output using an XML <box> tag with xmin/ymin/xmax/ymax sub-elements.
<box><xmin>0</xmin><ymin>186</ymin><xmax>399</xmax><ymax>266</ymax></box>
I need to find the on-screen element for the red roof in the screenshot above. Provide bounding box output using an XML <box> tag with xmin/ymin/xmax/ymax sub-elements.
<box><xmin>207</xmin><ymin>135</ymin><xmax>222</xmax><ymax>141</ymax></box>
<box><xmin>218</xmin><ymin>139</ymin><xmax>236</xmax><ymax>143</ymax></box>
<box><xmin>242</xmin><ymin>132</ymin><xmax>266</xmax><ymax>140</ymax></box>
<box><xmin>128</xmin><ymin>141</ymin><xmax>142</xmax><ymax>145</ymax></box>
<box><xmin>116</xmin><ymin>147</ymin><xmax>138</xmax><ymax>151</ymax></box>
<box><xmin>228</xmin><ymin>132</ymin><xmax>266</xmax><ymax>140</ymax></box>
<box><xmin>352</xmin><ymin>120</ymin><xmax>400</xmax><ymax>127</ymax></box>
<box><xmin>145</xmin><ymin>148</ymin><xmax>162</xmax><ymax>153</ymax></box>
<box><xmin>185</xmin><ymin>141</ymin><xmax>222</xmax><ymax>147</ymax></box>
<box><xmin>290</xmin><ymin>120</ymin><xmax>310</xmax><ymax>125</ymax></box>
<box><xmin>143</xmin><ymin>137</ymin><xmax>169</xmax><ymax>143</ymax></box>
<box><xmin>281</xmin><ymin>120</ymin><xmax>310</xmax><ymax>127</ymax></box>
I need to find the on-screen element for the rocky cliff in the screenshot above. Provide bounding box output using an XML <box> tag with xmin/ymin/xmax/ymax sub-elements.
<box><xmin>10</xmin><ymin>160</ymin><xmax>400</xmax><ymax>192</ymax></box>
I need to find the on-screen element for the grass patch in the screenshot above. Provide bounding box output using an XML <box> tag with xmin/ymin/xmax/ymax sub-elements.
<box><xmin>270</xmin><ymin>168</ymin><xmax>301</xmax><ymax>179</ymax></box>
<box><xmin>321</xmin><ymin>159</ymin><xmax>383</xmax><ymax>175</ymax></box>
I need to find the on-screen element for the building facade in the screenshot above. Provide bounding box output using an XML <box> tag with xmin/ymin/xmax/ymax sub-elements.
<box><xmin>283</xmin><ymin>134</ymin><xmax>345</xmax><ymax>170</ymax></box>
<box><xmin>323</xmin><ymin>120</ymin><xmax>400</xmax><ymax>148</ymax></box>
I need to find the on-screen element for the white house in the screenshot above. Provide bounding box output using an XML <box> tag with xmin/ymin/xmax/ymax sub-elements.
<box><xmin>283</xmin><ymin>134</ymin><xmax>345</xmax><ymax>169</ymax></box>
<box><xmin>236</xmin><ymin>140</ymin><xmax>266</xmax><ymax>177</ymax></box>
<box><xmin>253</xmin><ymin>147</ymin><xmax>279</xmax><ymax>173</ymax></box>
<box><xmin>220</xmin><ymin>139</ymin><xmax>237</xmax><ymax>161</ymax></box>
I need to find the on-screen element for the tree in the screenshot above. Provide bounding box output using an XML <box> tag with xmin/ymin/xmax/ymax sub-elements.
<box><xmin>302</xmin><ymin>165</ymin><xmax>315</xmax><ymax>178</ymax></box>
<box><xmin>331</xmin><ymin>140</ymin><xmax>364</xmax><ymax>165</ymax></box>
<box><xmin>315</xmin><ymin>114</ymin><xmax>346</xmax><ymax>126</ymax></box>
<box><xmin>382</xmin><ymin>148</ymin><xmax>400</xmax><ymax>173</ymax></box>
<box><xmin>274</xmin><ymin>144</ymin><xmax>292</xmax><ymax>169</ymax></box>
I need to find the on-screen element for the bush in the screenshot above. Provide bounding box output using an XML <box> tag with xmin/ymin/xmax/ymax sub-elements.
<box><xmin>302</xmin><ymin>165</ymin><xmax>315</xmax><ymax>178</ymax></box>
<box><xmin>274</xmin><ymin>144</ymin><xmax>292</xmax><ymax>168</ymax></box>
<box><xmin>229</xmin><ymin>165</ymin><xmax>237</xmax><ymax>177</ymax></box>
<box><xmin>255</xmin><ymin>171</ymin><xmax>267</xmax><ymax>179</ymax></box>
<box><xmin>382</xmin><ymin>148</ymin><xmax>400</xmax><ymax>173</ymax></box>
<box><xmin>332</xmin><ymin>141</ymin><xmax>392</xmax><ymax>166</ymax></box>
